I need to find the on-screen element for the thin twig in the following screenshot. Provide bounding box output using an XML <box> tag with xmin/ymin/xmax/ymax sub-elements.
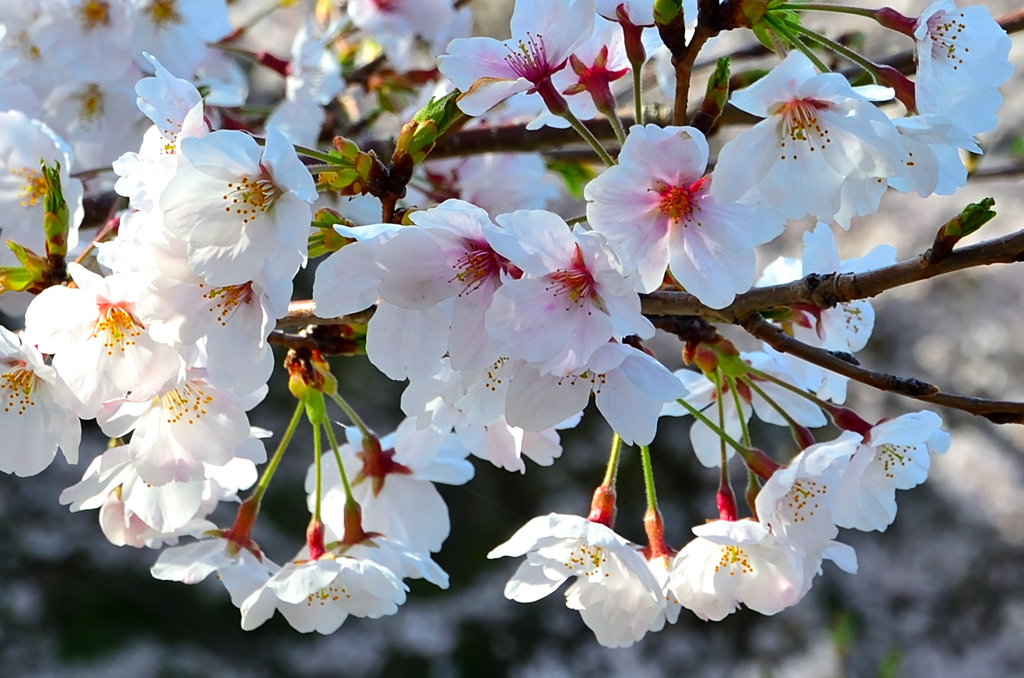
<box><xmin>738</xmin><ymin>313</ymin><xmax>1024</xmax><ymax>424</ymax></box>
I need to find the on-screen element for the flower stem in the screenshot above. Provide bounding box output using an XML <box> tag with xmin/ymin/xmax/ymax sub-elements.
<box><xmin>250</xmin><ymin>400</ymin><xmax>304</xmax><ymax>505</ymax></box>
<box><xmin>745</xmin><ymin>365</ymin><xmax>832</xmax><ymax>411</ymax></box>
<box><xmin>632</xmin><ymin>66</ymin><xmax>644</xmax><ymax>126</ymax></box>
<box><xmin>639</xmin><ymin>445</ymin><xmax>659</xmax><ymax>513</ymax></box>
<box><xmin>727</xmin><ymin>376</ymin><xmax>752</xmax><ymax>448</ymax></box>
<box><xmin>558</xmin><ymin>108</ymin><xmax>616</xmax><ymax>167</ymax></box>
<box><xmin>675</xmin><ymin>398</ymin><xmax>748</xmax><ymax>457</ymax></box>
<box><xmin>773</xmin><ymin>3</ymin><xmax>879</xmax><ymax>20</ymax></box>
<box><xmin>291</xmin><ymin>144</ymin><xmax>339</xmax><ymax>164</ymax></box>
<box><xmin>601</xmin><ymin>432</ymin><xmax>623</xmax><ymax>489</ymax></box>
<box><xmin>608</xmin><ymin>108</ymin><xmax>627</xmax><ymax>145</ymax></box>
<box><xmin>312</xmin><ymin>422</ymin><xmax>323</xmax><ymax>522</ymax></box>
<box><xmin>741</xmin><ymin>375</ymin><xmax>814</xmax><ymax>448</ymax></box>
<box><xmin>764</xmin><ymin>14</ymin><xmax>830</xmax><ymax>73</ymax></box>
<box><xmin>329</xmin><ymin>391</ymin><xmax>374</xmax><ymax>441</ymax></box>
<box><xmin>788</xmin><ymin>22</ymin><xmax>883</xmax><ymax>81</ymax></box>
<box><xmin>323</xmin><ymin>420</ymin><xmax>356</xmax><ymax>505</ymax></box>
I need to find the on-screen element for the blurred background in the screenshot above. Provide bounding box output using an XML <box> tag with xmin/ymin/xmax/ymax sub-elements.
<box><xmin>1</xmin><ymin>0</ymin><xmax>1023</xmax><ymax>676</ymax></box>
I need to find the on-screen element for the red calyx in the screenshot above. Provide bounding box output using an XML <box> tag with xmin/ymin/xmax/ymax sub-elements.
<box><xmin>306</xmin><ymin>519</ymin><xmax>327</xmax><ymax>561</ymax></box>
<box><xmin>587</xmin><ymin>484</ymin><xmax>617</xmax><ymax>528</ymax></box>
<box><xmin>642</xmin><ymin>509</ymin><xmax>677</xmax><ymax>560</ymax></box>
<box><xmin>356</xmin><ymin>435</ymin><xmax>413</xmax><ymax>497</ymax></box>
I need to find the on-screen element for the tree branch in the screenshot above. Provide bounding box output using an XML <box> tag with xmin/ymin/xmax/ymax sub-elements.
<box><xmin>737</xmin><ymin>313</ymin><xmax>1024</xmax><ymax>424</ymax></box>
<box><xmin>641</xmin><ymin>227</ymin><xmax>1024</xmax><ymax>321</ymax></box>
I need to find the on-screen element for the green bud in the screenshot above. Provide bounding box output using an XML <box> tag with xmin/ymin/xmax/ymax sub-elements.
<box><xmin>654</xmin><ymin>0</ymin><xmax>684</xmax><ymax>26</ymax></box>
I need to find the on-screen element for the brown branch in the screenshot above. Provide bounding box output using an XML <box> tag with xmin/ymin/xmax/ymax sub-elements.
<box><xmin>641</xmin><ymin>227</ymin><xmax>1024</xmax><ymax>322</ymax></box>
<box><xmin>738</xmin><ymin>313</ymin><xmax>1024</xmax><ymax>424</ymax></box>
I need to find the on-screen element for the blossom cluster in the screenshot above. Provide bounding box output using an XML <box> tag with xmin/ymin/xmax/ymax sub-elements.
<box><xmin>0</xmin><ymin>0</ymin><xmax>1014</xmax><ymax>650</ymax></box>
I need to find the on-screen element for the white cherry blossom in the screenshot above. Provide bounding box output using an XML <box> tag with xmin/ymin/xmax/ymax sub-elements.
<box><xmin>488</xmin><ymin>513</ymin><xmax>665</xmax><ymax>648</ymax></box>
<box><xmin>0</xmin><ymin>327</ymin><xmax>81</xmax><ymax>477</ymax></box>
<box><xmin>711</xmin><ymin>51</ymin><xmax>906</xmax><ymax>226</ymax></box>
<box><xmin>161</xmin><ymin>126</ymin><xmax>317</xmax><ymax>285</ymax></box>
<box><xmin>130</xmin><ymin>0</ymin><xmax>232</xmax><ymax>77</ymax></box>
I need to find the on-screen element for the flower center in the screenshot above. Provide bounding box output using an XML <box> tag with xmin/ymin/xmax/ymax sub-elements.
<box><xmin>877</xmin><ymin>443</ymin><xmax>913</xmax><ymax>479</ymax></box>
<box><xmin>79</xmin><ymin>1</ymin><xmax>111</xmax><ymax>29</ymax></box>
<box><xmin>927</xmin><ymin>10</ymin><xmax>969</xmax><ymax>69</ymax></box>
<box><xmin>306</xmin><ymin>581</ymin><xmax>351</xmax><ymax>606</ymax></box>
<box><xmin>716</xmin><ymin>545</ymin><xmax>754</xmax><ymax>574</ymax></box>
<box><xmin>450</xmin><ymin>242</ymin><xmax>503</xmax><ymax>296</ymax></box>
<box><xmin>149</xmin><ymin>0</ymin><xmax>181</xmax><ymax>27</ymax></box>
<box><xmin>658</xmin><ymin>184</ymin><xmax>693</xmax><ymax>222</ymax></box>
<box><xmin>773</xmin><ymin>99</ymin><xmax>833</xmax><ymax>161</ymax></box>
<box><xmin>223</xmin><ymin>172</ymin><xmax>281</xmax><ymax>225</ymax></box>
<box><xmin>93</xmin><ymin>303</ymin><xmax>144</xmax><ymax>355</ymax></box>
<box><xmin>504</xmin><ymin>33</ymin><xmax>556</xmax><ymax>83</ymax></box>
<box><xmin>160</xmin><ymin>382</ymin><xmax>215</xmax><ymax>425</ymax></box>
<box><xmin>10</xmin><ymin>167</ymin><xmax>47</xmax><ymax>208</ymax></box>
<box><xmin>75</xmin><ymin>85</ymin><xmax>105</xmax><ymax>127</ymax></box>
<box><xmin>1</xmin><ymin>362</ymin><xmax>36</xmax><ymax>416</ymax></box>
<box><xmin>561</xmin><ymin>541</ymin><xmax>610</xmax><ymax>577</ymax></box>
<box><xmin>200</xmin><ymin>282</ymin><xmax>255</xmax><ymax>326</ymax></box>
<box><xmin>546</xmin><ymin>245</ymin><xmax>596</xmax><ymax>309</ymax></box>
<box><xmin>784</xmin><ymin>479</ymin><xmax>827</xmax><ymax>524</ymax></box>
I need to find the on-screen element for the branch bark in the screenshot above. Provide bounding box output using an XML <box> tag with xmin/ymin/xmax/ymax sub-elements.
<box><xmin>738</xmin><ymin>313</ymin><xmax>1024</xmax><ymax>424</ymax></box>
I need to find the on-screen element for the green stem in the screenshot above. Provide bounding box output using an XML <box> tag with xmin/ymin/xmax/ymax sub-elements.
<box><xmin>727</xmin><ymin>376</ymin><xmax>753</xmax><ymax>448</ymax></box>
<box><xmin>329</xmin><ymin>391</ymin><xmax>374</xmax><ymax>441</ymax></box>
<box><xmin>745</xmin><ymin>365</ymin><xmax>833</xmax><ymax>412</ymax></box>
<box><xmin>291</xmin><ymin>144</ymin><xmax>338</xmax><ymax>164</ymax></box>
<box><xmin>773</xmin><ymin>3</ymin><xmax>878</xmax><ymax>19</ymax></box>
<box><xmin>323</xmin><ymin>420</ymin><xmax>356</xmax><ymax>504</ymax></box>
<box><xmin>632</xmin><ymin>66</ymin><xmax>644</xmax><ymax>126</ymax></box>
<box><xmin>607</xmin><ymin>108</ymin><xmax>627</xmax><ymax>145</ymax></box>
<box><xmin>559</xmin><ymin>108</ymin><xmax>616</xmax><ymax>167</ymax></box>
<box><xmin>788</xmin><ymin>22</ymin><xmax>882</xmax><ymax>81</ymax></box>
<box><xmin>601</xmin><ymin>433</ymin><xmax>623</xmax><ymax>489</ymax></box>
<box><xmin>312</xmin><ymin>421</ymin><xmax>323</xmax><ymax>522</ymax></box>
<box><xmin>715</xmin><ymin>371</ymin><xmax>728</xmax><ymax>466</ymax></box>
<box><xmin>639</xmin><ymin>445</ymin><xmax>659</xmax><ymax>513</ymax></box>
<box><xmin>250</xmin><ymin>400</ymin><xmax>304</xmax><ymax>505</ymax></box>
<box><xmin>764</xmin><ymin>14</ymin><xmax>830</xmax><ymax>72</ymax></box>
<box><xmin>741</xmin><ymin>375</ymin><xmax>808</xmax><ymax>444</ymax></box>
<box><xmin>674</xmin><ymin>398</ymin><xmax>748</xmax><ymax>456</ymax></box>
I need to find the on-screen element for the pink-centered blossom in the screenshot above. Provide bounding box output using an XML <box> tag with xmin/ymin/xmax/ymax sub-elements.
<box><xmin>484</xmin><ymin>210</ymin><xmax>653</xmax><ymax>377</ymax></box>
<box><xmin>438</xmin><ymin>0</ymin><xmax>596</xmax><ymax>116</ymax></box>
<box><xmin>586</xmin><ymin>124</ymin><xmax>784</xmax><ymax>307</ymax></box>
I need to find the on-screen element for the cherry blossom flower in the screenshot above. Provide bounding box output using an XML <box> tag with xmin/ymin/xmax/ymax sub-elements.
<box><xmin>833</xmin><ymin>411</ymin><xmax>950</xmax><ymax>532</ymax></box>
<box><xmin>240</xmin><ymin>550</ymin><xmax>407</xmax><ymax>634</ymax></box>
<box><xmin>32</xmin><ymin>0</ymin><xmax>134</xmax><ymax>84</ymax></box>
<box><xmin>755</xmin><ymin>431</ymin><xmax>861</xmax><ymax>558</ymax></box>
<box><xmin>667</xmin><ymin>519</ymin><xmax>805</xmax><ymax>621</ymax></box>
<box><xmin>711</xmin><ymin>51</ymin><xmax>906</xmax><ymax>226</ymax></box>
<box><xmin>488</xmin><ymin>513</ymin><xmax>666</xmax><ymax>648</ymax></box>
<box><xmin>887</xmin><ymin>115</ymin><xmax>980</xmax><ymax>197</ymax></box>
<box><xmin>161</xmin><ymin>126</ymin><xmax>318</xmax><ymax>286</ymax></box>
<box><xmin>95</xmin><ymin>368</ymin><xmax>259</xmax><ymax>486</ymax></box>
<box><xmin>23</xmin><ymin>263</ymin><xmax>181</xmax><ymax>418</ymax></box>
<box><xmin>586</xmin><ymin>124</ymin><xmax>784</xmax><ymax>307</ymax></box>
<box><xmin>152</xmin><ymin>537</ymin><xmax>278</xmax><ymax>607</ymax></box>
<box><xmin>311</xmin><ymin>223</ymin><xmax>406</xmax><ymax>318</ymax></box>
<box><xmin>505</xmin><ymin>342</ymin><xmax>687</xmax><ymax>446</ymax></box>
<box><xmin>438</xmin><ymin>0</ymin><xmax>596</xmax><ymax>116</ymax></box>
<box><xmin>0</xmin><ymin>110</ymin><xmax>84</xmax><ymax>267</ymax></box>
<box><xmin>312</xmin><ymin>422</ymin><xmax>474</xmax><ymax>555</ymax></box>
<box><xmin>914</xmin><ymin>0</ymin><xmax>1013</xmax><ymax>136</ymax></box>
<box><xmin>130</xmin><ymin>0</ymin><xmax>232</xmax><ymax>77</ymax></box>
<box><xmin>484</xmin><ymin>210</ymin><xmax>653</xmax><ymax>377</ymax></box>
<box><xmin>0</xmin><ymin>327</ymin><xmax>81</xmax><ymax>477</ymax></box>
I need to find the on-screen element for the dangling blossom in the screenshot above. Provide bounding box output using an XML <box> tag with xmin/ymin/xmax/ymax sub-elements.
<box><xmin>161</xmin><ymin>126</ymin><xmax>318</xmax><ymax>285</ymax></box>
<box><xmin>23</xmin><ymin>263</ymin><xmax>181</xmax><ymax>418</ymax></box>
<box><xmin>913</xmin><ymin>0</ymin><xmax>1013</xmax><ymax>136</ymax></box>
<box><xmin>95</xmin><ymin>368</ymin><xmax>261</xmax><ymax>486</ymax></box>
<box><xmin>586</xmin><ymin>124</ymin><xmax>784</xmax><ymax>307</ymax></box>
<box><xmin>484</xmin><ymin>209</ymin><xmax>653</xmax><ymax>377</ymax></box>
<box><xmin>152</xmin><ymin>535</ymin><xmax>279</xmax><ymax>609</ymax></box>
<box><xmin>711</xmin><ymin>51</ymin><xmax>906</xmax><ymax>227</ymax></box>
<box><xmin>0</xmin><ymin>327</ymin><xmax>81</xmax><ymax>477</ymax></box>
<box><xmin>667</xmin><ymin>519</ymin><xmax>805</xmax><ymax>621</ymax></box>
<box><xmin>488</xmin><ymin>513</ymin><xmax>666</xmax><ymax>648</ymax></box>
<box><xmin>438</xmin><ymin>0</ymin><xmax>596</xmax><ymax>116</ymax></box>
<box><xmin>312</xmin><ymin>421</ymin><xmax>474</xmax><ymax>555</ymax></box>
<box><xmin>833</xmin><ymin>411</ymin><xmax>950</xmax><ymax>532</ymax></box>
<box><xmin>504</xmin><ymin>342</ymin><xmax>688</xmax><ymax>446</ymax></box>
